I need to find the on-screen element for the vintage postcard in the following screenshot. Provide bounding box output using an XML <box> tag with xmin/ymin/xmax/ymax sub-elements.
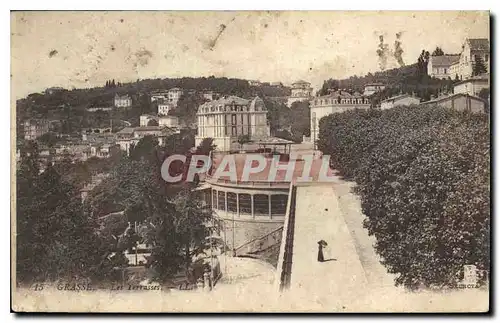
<box><xmin>11</xmin><ymin>11</ymin><xmax>490</xmax><ymax>312</ymax></box>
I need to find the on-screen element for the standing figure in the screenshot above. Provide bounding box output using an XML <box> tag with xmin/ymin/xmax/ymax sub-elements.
<box><xmin>317</xmin><ymin>240</ymin><xmax>327</xmax><ymax>262</ymax></box>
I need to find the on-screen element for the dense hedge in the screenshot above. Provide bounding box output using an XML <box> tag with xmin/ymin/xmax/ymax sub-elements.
<box><xmin>317</xmin><ymin>106</ymin><xmax>490</xmax><ymax>289</ymax></box>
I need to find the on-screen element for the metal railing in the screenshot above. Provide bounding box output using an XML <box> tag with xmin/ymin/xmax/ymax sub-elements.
<box><xmin>275</xmin><ymin>184</ymin><xmax>297</xmax><ymax>291</ymax></box>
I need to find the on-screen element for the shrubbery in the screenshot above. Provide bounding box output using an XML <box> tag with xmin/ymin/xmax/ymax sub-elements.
<box><xmin>317</xmin><ymin>105</ymin><xmax>490</xmax><ymax>289</ymax></box>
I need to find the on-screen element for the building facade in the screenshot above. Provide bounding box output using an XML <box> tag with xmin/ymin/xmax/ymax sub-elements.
<box><xmin>421</xmin><ymin>93</ymin><xmax>487</xmax><ymax>114</ymax></box>
<box><xmin>167</xmin><ymin>88</ymin><xmax>183</xmax><ymax>107</ymax></box>
<box><xmin>380</xmin><ymin>94</ymin><xmax>421</xmax><ymax>110</ymax></box>
<box><xmin>150</xmin><ymin>88</ymin><xmax>184</xmax><ymax>107</ymax></box>
<box><xmin>139</xmin><ymin>114</ymin><xmax>159</xmax><ymax>127</ymax></box>
<box><xmin>453</xmin><ymin>38</ymin><xmax>490</xmax><ymax>80</ymax></box>
<box><xmin>363</xmin><ymin>83</ymin><xmax>386</xmax><ymax>96</ymax></box>
<box><xmin>159</xmin><ymin>115</ymin><xmax>179</xmax><ymax>128</ymax></box>
<box><xmin>157</xmin><ymin>102</ymin><xmax>175</xmax><ymax>116</ymax></box>
<box><xmin>114</xmin><ymin>94</ymin><xmax>132</xmax><ymax>108</ymax></box>
<box><xmin>287</xmin><ymin>80</ymin><xmax>313</xmax><ymax>107</ymax></box>
<box><xmin>427</xmin><ymin>55</ymin><xmax>460</xmax><ymax>79</ymax></box>
<box><xmin>116</xmin><ymin>126</ymin><xmax>176</xmax><ymax>154</ymax></box>
<box><xmin>310</xmin><ymin>91</ymin><xmax>371</xmax><ymax>143</ymax></box>
<box><xmin>24</xmin><ymin>119</ymin><xmax>50</xmax><ymax>140</ymax></box>
<box><xmin>453</xmin><ymin>74</ymin><xmax>489</xmax><ymax>97</ymax></box>
<box><xmin>195</xmin><ymin>96</ymin><xmax>270</xmax><ymax>151</ymax></box>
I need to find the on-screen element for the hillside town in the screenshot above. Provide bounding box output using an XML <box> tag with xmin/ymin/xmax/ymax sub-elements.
<box><xmin>14</xmin><ymin>16</ymin><xmax>490</xmax><ymax>312</ymax></box>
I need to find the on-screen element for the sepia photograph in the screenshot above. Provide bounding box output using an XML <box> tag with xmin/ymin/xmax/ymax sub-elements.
<box><xmin>10</xmin><ymin>10</ymin><xmax>490</xmax><ymax>313</ymax></box>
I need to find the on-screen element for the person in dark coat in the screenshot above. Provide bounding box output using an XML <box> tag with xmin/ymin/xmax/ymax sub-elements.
<box><xmin>317</xmin><ymin>240</ymin><xmax>327</xmax><ymax>262</ymax></box>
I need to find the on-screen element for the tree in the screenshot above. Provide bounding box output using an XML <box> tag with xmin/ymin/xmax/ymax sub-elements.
<box><xmin>147</xmin><ymin>119</ymin><xmax>159</xmax><ymax>126</ymax></box>
<box><xmin>432</xmin><ymin>47</ymin><xmax>445</xmax><ymax>56</ymax></box>
<box><xmin>129</xmin><ymin>135</ymin><xmax>159</xmax><ymax>161</ymax></box>
<box><xmin>237</xmin><ymin>134</ymin><xmax>251</xmax><ymax>150</ymax></box>
<box><xmin>417</xmin><ymin>50</ymin><xmax>431</xmax><ymax>76</ymax></box>
<box><xmin>37</xmin><ymin>132</ymin><xmax>60</xmax><ymax>148</ymax></box>
<box><xmin>196</xmin><ymin>138</ymin><xmax>216</xmax><ymax>156</ymax></box>
<box><xmin>317</xmin><ymin>106</ymin><xmax>490</xmax><ymax>289</ymax></box>
<box><xmin>17</xmin><ymin>164</ymin><xmax>107</xmax><ymax>284</ymax></box>
<box><xmin>290</xmin><ymin>101</ymin><xmax>311</xmax><ymax>142</ymax></box>
<box><xmin>473</xmin><ymin>55</ymin><xmax>488</xmax><ymax>76</ymax></box>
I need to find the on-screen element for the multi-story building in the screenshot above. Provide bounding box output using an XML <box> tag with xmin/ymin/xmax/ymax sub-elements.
<box><xmin>139</xmin><ymin>114</ymin><xmax>159</xmax><ymax>127</ymax></box>
<box><xmin>114</xmin><ymin>94</ymin><xmax>132</xmax><ymax>108</ymax></box>
<box><xmin>150</xmin><ymin>88</ymin><xmax>184</xmax><ymax>107</ymax></box>
<box><xmin>150</xmin><ymin>90</ymin><xmax>169</xmax><ymax>103</ymax></box>
<box><xmin>24</xmin><ymin>119</ymin><xmax>50</xmax><ymax>140</ymax></box>
<box><xmin>195</xmin><ymin>96</ymin><xmax>270</xmax><ymax>151</ymax></box>
<box><xmin>363</xmin><ymin>83</ymin><xmax>386</xmax><ymax>96</ymax></box>
<box><xmin>287</xmin><ymin>80</ymin><xmax>313</xmax><ymax>107</ymax></box>
<box><xmin>167</xmin><ymin>88</ymin><xmax>183</xmax><ymax>107</ymax></box>
<box><xmin>427</xmin><ymin>55</ymin><xmax>460</xmax><ymax>79</ymax></box>
<box><xmin>380</xmin><ymin>94</ymin><xmax>421</xmax><ymax>110</ymax></box>
<box><xmin>310</xmin><ymin>91</ymin><xmax>371</xmax><ymax>144</ymax></box>
<box><xmin>157</xmin><ymin>102</ymin><xmax>175</xmax><ymax>116</ymax></box>
<box><xmin>201</xmin><ymin>90</ymin><xmax>219</xmax><ymax>101</ymax></box>
<box><xmin>452</xmin><ymin>38</ymin><xmax>490</xmax><ymax>80</ymax></box>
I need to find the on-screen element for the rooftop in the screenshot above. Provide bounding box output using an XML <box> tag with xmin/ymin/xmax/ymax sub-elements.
<box><xmin>430</xmin><ymin>54</ymin><xmax>460</xmax><ymax>66</ymax></box>
<box><xmin>381</xmin><ymin>94</ymin><xmax>419</xmax><ymax>103</ymax></box>
<box><xmin>454</xmin><ymin>73</ymin><xmax>490</xmax><ymax>86</ymax></box>
<box><xmin>316</xmin><ymin>90</ymin><xmax>367</xmax><ymax>99</ymax></box>
<box><xmin>421</xmin><ymin>92</ymin><xmax>487</xmax><ymax>105</ymax></box>
<box><xmin>467</xmin><ymin>38</ymin><xmax>490</xmax><ymax>51</ymax></box>
<box><xmin>200</xmin><ymin>95</ymin><xmax>251</xmax><ymax>107</ymax></box>
<box><xmin>292</xmin><ymin>80</ymin><xmax>310</xmax><ymax>85</ymax></box>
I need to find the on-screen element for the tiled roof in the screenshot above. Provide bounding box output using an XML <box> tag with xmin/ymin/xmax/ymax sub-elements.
<box><xmin>467</xmin><ymin>38</ymin><xmax>490</xmax><ymax>51</ymax></box>
<box><xmin>381</xmin><ymin>94</ymin><xmax>418</xmax><ymax>103</ymax></box>
<box><xmin>430</xmin><ymin>54</ymin><xmax>460</xmax><ymax>66</ymax></box>
<box><xmin>117</xmin><ymin>127</ymin><xmax>134</xmax><ymax>134</ymax></box>
<box><xmin>201</xmin><ymin>96</ymin><xmax>250</xmax><ymax>107</ymax></box>
<box><xmin>293</xmin><ymin>80</ymin><xmax>310</xmax><ymax>85</ymax></box>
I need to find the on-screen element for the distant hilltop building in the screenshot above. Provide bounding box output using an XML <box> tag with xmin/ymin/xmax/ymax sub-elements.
<box><xmin>428</xmin><ymin>38</ymin><xmax>490</xmax><ymax>80</ymax></box>
<box><xmin>248</xmin><ymin>80</ymin><xmax>262</xmax><ymax>86</ymax></box>
<box><xmin>287</xmin><ymin>80</ymin><xmax>313</xmax><ymax>107</ymax></box>
<box><xmin>363</xmin><ymin>83</ymin><xmax>386</xmax><ymax>96</ymax></box>
<box><xmin>150</xmin><ymin>88</ymin><xmax>184</xmax><ymax>107</ymax></box>
<box><xmin>44</xmin><ymin>87</ymin><xmax>65</xmax><ymax>95</ymax></box>
<box><xmin>201</xmin><ymin>90</ymin><xmax>219</xmax><ymax>101</ymax></box>
<box><xmin>24</xmin><ymin>119</ymin><xmax>50</xmax><ymax>140</ymax></box>
<box><xmin>310</xmin><ymin>91</ymin><xmax>371</xmax><ymax>144</ymax></box>
<box><xmin>195</xmin><ymin>96</ymin><xmax>270</xmax><ymax>151</ymax></box>
<box><xmin>114</xmin><ymin>94</ymin><xmax>132</xmax><ymax>108</ymax></box>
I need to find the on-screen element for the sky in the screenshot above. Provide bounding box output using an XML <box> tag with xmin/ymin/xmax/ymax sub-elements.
<box><xmin>11</xmin><ymin>11</ymin><xmax>489</xmax><ymax>99</ymax></box>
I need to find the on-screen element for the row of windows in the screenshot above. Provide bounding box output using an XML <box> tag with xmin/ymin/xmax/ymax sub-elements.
<box><xmin>313</xmin><ymin>98</ymin><xmax>370</xmax><ymax>106</ymax></box>
<box><xmin>211</xmin><ymin>190</ymin><xmax>288</xmax><ymax>216</ymax></box>
<box><xmin>201</xmin><ymin>105</ymin><xmax>263</xmax><ymax>113</ymax></box>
